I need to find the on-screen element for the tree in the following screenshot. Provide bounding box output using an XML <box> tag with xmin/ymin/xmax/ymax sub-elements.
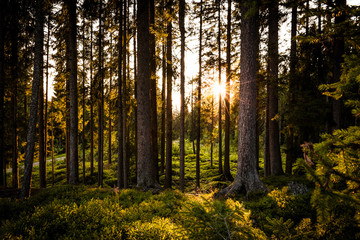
<box><xmin>165</xmin><ymin>0</ymin><xmax>173</xmax><ymax>189</ymax></box>
<box><xmin>268</xmin><ymin>0</ymin><xmax>283</xmax><ymax>176</ymax></box>
<box><xmin>217</xmin><ymin>0</ymin><xmax>223</xmax><ymax>175</ymax></box>
<box><xmin>66</xmin><ymin>0</ymin><xmax>79</xmax><ymax>185</ymax></box>
<box><xmin>217</xmin><ymin>0</ymin><xmax>266</xmax><ymax>196</ymax></box>
<box><xmin>21</xmin><ymin>0</ymin><xmax>44</xmax><ymax>199</ymax></box>
<box><xmin>179</xmin><ymin>0</ymin><xmax>186</xmax><ymax>192</ymax></box>
<box><xmin>0</xmin><ymin>0</ymin><xmax>5</xmax><ymax>186</ymax></box>
<box><xmin>98</xmin><ymin>0</ymin><xmax>104</xmax><ymax>187</ymax></box>
<box><xmin>137</xmin><ymin>0</ymin><xmax>158</xmax><ymax>188</ymax></box>
<box><xmin>224</xmin><ymin>0</ymin><xmax>233</xmax><ymax>181</ymax></box>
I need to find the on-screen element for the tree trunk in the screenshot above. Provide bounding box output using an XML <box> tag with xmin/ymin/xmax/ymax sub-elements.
<box><xmin>179</xmin><ymin>0</ymin><xmax>185</xmax><ymax>192</ymax></box>
<box><xmin>108</xmin><ymin>32</ymin><xmax>113</xmax><ymax>166</ymax></box>
<box><xmin>224</xmin><ymin>0</ymin><xmax>233</xmax><ymax>181</ymax></box>
<box><xmin>38</xmin><ymin>48</ymin><xmax>45</xmax><ymax>188</ymax></box>
<box><xmin>217</xmin><ymin>0</ymin><xmax>266</xmax><ymax>197</ymax></box>
<box><xmin>0</xmin><ymin>0</ymin><xmax>5</xmax><ymax>186</ymax></box>
<box><xmin>150</xmin><ymin>0</ymin><xmax>158</xmax><ymax>182</ymax></box>
<box><xmin>165</xmin><ymin>0</ymin><xmax>173</xmax><ymax>189</ymax></box>
<box><xmin>98</xmin><ymin>0</ymin><xmax>104</xmax><ymax>187</ymax></box>
<box><xmin>285</xmin><ymin>0</ymin><xmax>297</xmax><ymax>175</ymax></box>
<box><xmin>82</xmin><ymin>18</ymin><xmax>86</xmax><ymax>183</ymax></box>
<box><xmin>21</xmin><ymin>0</ymin><xmax>44</xmax><ymax>199</ymax></box>
<box><xmin>67</xmin><ymin>0</ymin><xmax>79</xmax><ymax>185</ymax></box>
<box><xmin>11</xmin><ymin>4</ymin><xmax>19</xmax><ymax>188</ymax></box>
<box><xmin>133</xmin><ymin>0</ymin><xmax>138</xmax><ymax>182</ymax></box>
<box><xmin>196</xmin><ymin>0</ymin><xmax>203</xmax><ymax>191</ymax></box>
<box><xmin>117</xmin><ymin>2</ymin><xmax>124</xmax><ymax>188</ymax></box>
<box><xmin>123</xmin><ymin>0</ymin><xmax>128</xmax><ymax>189</ymax></box>
<box><xmin>90</xmin><ymin>20</ymin><xmax>94</xmax><ymax>176</ymax></box>
<box><xmin>218</xmin><ymin>0</ymin><xmax>223</xmax><ymax>175</ymax></box>
<box><xmin>268</xmin><ymin>0</ymin><xmax>283</xmax><ymax>176</ymax></box>
<box><xmin>137</xmin><ymin>0</ymin><xmax>158</xmax><ymax>189</ymax></box>
<box><xmin>160</xmin><ymin>40</ymin><xmax>166</xmax><ymax>174</ymax></box>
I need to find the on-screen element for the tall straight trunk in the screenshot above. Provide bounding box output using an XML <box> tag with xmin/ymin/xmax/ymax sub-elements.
<box><xmin>133</xmin><ymin>0</ymin><xmax>138</xmax><ymax>182</ymax></box>
<box><xmin>191</xmin><ymin>82</ymin><xmax>195</xmax><ymax>154</ymax></box>
<box><xmin>67</xmin><ymin>0</ymin><xmax>79</xmax><ymax>185</ymax></box>
<box><xmin>264</xmin><ymin>93</ymin><xmax>270</xmax><ymax>176</ymax></box>
<box><xmin>21</xmin><ymin>0</ymin><xmax>44</xmax><ymax>199</ymax></box>
<box><xmin>149</xmin><ymin>0</ymin><xmax>158</xmax><ymax>182</ymax></box>
<box><xmin>285</xmin><ymin>0</ymin><xmax>297</xmax><ymax>175</ymax></box>
<box><xmin>51</xmin><ymin>110</ymin><xmax>55</xmax><ymax>185</ymax></box>
<box><xmin>268</xmin><ymin>0</ymin><xmax>283</xmax><ymax>176</ymax></box>
<box><xmin>82</xmin><ymin>18</ymin><xmax>86</xmax><ymax>183</ymax></box>
<box><xmin>332</xmin><ymin>0</ymin><xmax>346</xmax><ymax>130</ymax></box>
<box><xmin>165</xmin><ymin>0</ymin><xmax>173</xmax><ymax>189</ymax></box>
<box><xmin>123</xmin><ymin>0</ymin><xmax>128</xmax><ymax>188</ymax></box>
<box><xmin>160</xmin><ymin>42</ymin><xmax>166</xmax><ymax>174</ymax></box>
<box><xmin>217</xmin><ymin>0</ymin><xmax>223</xmax><ymax>175</ymax></box>
<box><xmin>90</xmin><ymin>20</ymin><xmax>94</xmax><ymax>176</ymax></box>
<box><xmin>44</xmin><ymin>14</ymin><xmax>51</xmax><ymax>186</ymax></box>
<box><xmin>38</xmin><ymin>51</ymin><xmax>45</xmax><ymax>188</ymax></box>
<box><xmin>224</xmin><ymin>0</ymin><xmax>232</xmax><ymax>181</ymax></box>
<box><xmin>98</xmin><ymin>0</ymin><xmax>104</xmax><ymax>187</ymax></box>
<box><xmin>210</xmin><ymin>95</ymin><xmax>214</xmax><ymax>167</ymax></box>
<box><xmin>0</xmin><ymin>0</ymin><xmax>5</xmax><ymax>186</ymax></box>
<box><xmin>108</xmin><ymin>33</ymin><xmax>113</xmax><ymax>165</ymax></box>
<box><xmin>137</xmin><ymin>0</ymin><xmax>158</xmax><ymax>188</ymax></box>
<box><xmin>117</xmin><ymin>2</ymin><xmax>124</xmax><ymax>188</ymax></box>
<box><xmin>217</xmin><ymin>0</ymin><xmax>266</xmax><ymax>197</ymax></box>
<box><xmin>196</xmin><ymin>0</ymin><xmax>203</xmax><ymax>190</ymax></box>
<box><xmin>179</xmin><ymin>0</ymin><xmax>185</xmax><ymax>192</ymax></box>
<box><xmin>11</xmin><ymin>6</ymin><xmax>19</xmax><ymax>188</ymax></box>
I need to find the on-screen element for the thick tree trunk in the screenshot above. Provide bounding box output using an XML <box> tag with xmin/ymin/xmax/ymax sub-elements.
<box><xmin>217</xmin><ymin>0</ymin><xmax>266</xmax><ymax>197</ymax></box>
<box><xmin>21</xmin><ymin>0</ymin><xmax>44</xmax><ymax>199</ymax></box>
<box><xmin>179</xmin><ymin>0</ymin><xmax>185</xmax><ymax>192</ymax></box>
<box><xmin>196</xmin><ymin>0</ymin><xmax>203</xmax><ymax>191</ymax></box>
<box><xmin>165</xmin><ymin>0</ymin><xmax>173</xmax><ymax>189</ymax></box>
<box><xmin>67</xmin><ymin>0</ymin><xmax>79</xmax><ymax>185</ymax></box>
<box><xmin>137</xmin><ymin>0</ymin><xmax>158</xmax><ymax>189</ymax></box>
<box><xmin>268</xmin><ymin>0</ymin><xmax>283</xmax><ymax>176</ymax></box>
<box><xmin>224</xmin><ymin>0</ymin><xmax>233</xmax><ymax>181</ymax></box>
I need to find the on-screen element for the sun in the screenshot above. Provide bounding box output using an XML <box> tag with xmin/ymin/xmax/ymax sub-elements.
<box><xmin>213</xmin><ymin>80</ymin><xmax>227</xmax><ymax>98</ymax></box>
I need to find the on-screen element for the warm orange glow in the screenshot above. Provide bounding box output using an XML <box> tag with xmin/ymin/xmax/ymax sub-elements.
<box><xmin>213</xmin><ymin>80</ymin><xmax>226</xmax><ymax>98</ymax></box>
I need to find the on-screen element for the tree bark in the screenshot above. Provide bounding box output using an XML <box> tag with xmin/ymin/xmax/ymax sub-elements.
<box><xmin>137</xmin><ymin>0</ymin><xmax>158</xmax><ymax>189</ymax></box>
<box><xmin>123</xmin><ymin>0</ymin><xmax>128</xmax><ymax>189</ymax></box>
<box><xmin>98</xmin><ymin>0</ymin><xmax>104</xmax><ymax>187</ymax></box>
<box><xmin>218</xmin><ymin>0</ymin><xmax>223</xmax><ymax>175</ymax></box>
<box><xmin>165</xmin><ymin>0</ymin><xmax>173</xmax><ymax>189</ymax></box>
<box><xmin>90</xmin><ymin>20</ymin><xmax>94</xmax><ymax>176</ymax></box>
<box><xmin>285</xmin><ymin>0</ymin><xmax>297</xmax><ymax>175</ymax></box>
<box><xmin>224</xmin><ymin>0</ymin><xmax>233</xmax><ymax>181</ymax></box>
<box><xmin>0</xmin><ymin>0</ymin><xmax>5</xmax><ymax>186</ymax></box>
<box><xmin>179</xmin><ymin>0</ymin><xmax>185</xmax><ymax>192</ymax></box>
<box><xmin>196</xmin><ymin>0</ymin><xmax>203</xmax><ymax>191</ymax></box>
<box><xmin>268</xmin><ymin>0</ymin><xmax>283</xmax><ymax>176</ymax></box>
<box><xmin>217</xmin><ymin>0</ymin><xmax>266</xmax><ymax>197</ymax></box>
<box><xmin>160</xmin><ymin>39</ymin><xmax>166</xmax><ymax>174</ymax></box>
<box><xmin>82</xmin><ymin>18</ymin><xmax>86</xmax><ymax>183</ymax></box>
<box><xmin>67</xmin><ymin>0</ymin><xmax>79</xmax><ymax>185</ymax></box>
<box><xmin>21</xmin><ymin>0</ymin><xmax>44</xmax><ymax>199</ymax></box>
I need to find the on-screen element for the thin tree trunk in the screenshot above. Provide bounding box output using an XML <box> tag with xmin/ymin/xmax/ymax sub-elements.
<box><xmin>160</xmin><ymin>42</ymin><xmax>166</xmax><ymax>174</ymax></box>
<box><xmin>38</xmin><ymin>49</ymin><xmax>45</xmax><ymax>188</ymax></box>
<box><xmin>218</xmin><ymin>0</ymin><xmax>223</xmax><ymax>175</ymax></box>
<box><xmin>150</xmin><ymin>0</ymin><xmax>158</xmax><ymax>182</ymax></box>
<box><xmin>11</xmin><ymin>5</ymin><xmax>19</xmax><ymax>188</ymax></box>
<box><xmin>165</xmin><ymin>0</ymin><xmax>173</xmax><ymax>189</ymax></box>
<box><xmin>224</xmin><ymin>0</ymin><xmax>232</xmax><ymax>181</ymax></box>
<box><xmin>82</xmin><ymin>18</ymin><xmax>86</xmax><ymax>183</ymax></box>
<box><xmin>98</xmin><ymin>0</ymin><xmax>104</xmax><ymax>187</ymax></box>
<box><xmin>179</xmin><ymin>0</ymin><xmax>185</xmax><ymax>192</ymax></box>
<box><xmin>191</xmin><ymin>82</ymin><xmax>195</xmax><ymax>155</ymax></box>
<box><xmin>210</xmin><ymin>94</ymin><xmax>214</xmax><ymax>167</ymax></box>
<box><xmin>108</xmin><ymin>33</ymin><xmax>113</xmax><ymax>165</ymax></box>
<box><xmin>133</xmin><ymin>0</ymin><xmax>138</xmax><ymax>182</ymax></box>
<box><xmin>123</xmin><ymin>0</ymin><xmax>128</xmax><ymax>189</ymax></box>
<box><xmin>0</xmin><ymin>0</ymin><xmax>5</xmax><ymax>186</ymax></box>
<box><xmin>268</xmin><ymin>0</ymin><xmax>283</xmax><ymax>176</ymax></box>
<box><xmin>21</xmin><ymin>0</ymin><xmax>44</xmax><ymax>199</ymax></box>
<box><xmin>196</xmin><ymin>0</ymin><xmax>203</xmax><ymax>191</ymax></box>
<box><xmin>90</xmin><ymin>20</ymin><xmax>94</xmax><ymax>176</ymax></box>
<box><xmin>117</xmin><ymin>2</ymin><xmax>124</xmax><ymax>188</ymax></box>
<box><xmin>285</xmin><ymin>0</ymin><xmax>297</xmax><ymax>175</ymax></box>
<box><xmin>51</xmin><ymin>109</ymin><xmax>55</xmax><ymax>185</ymax></box>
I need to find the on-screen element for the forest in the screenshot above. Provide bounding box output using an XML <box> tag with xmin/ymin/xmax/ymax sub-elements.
<box><xmin>0</xmin><ymin>0</ymin><xmax>360</xmax><ymax>239</ymax></box>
